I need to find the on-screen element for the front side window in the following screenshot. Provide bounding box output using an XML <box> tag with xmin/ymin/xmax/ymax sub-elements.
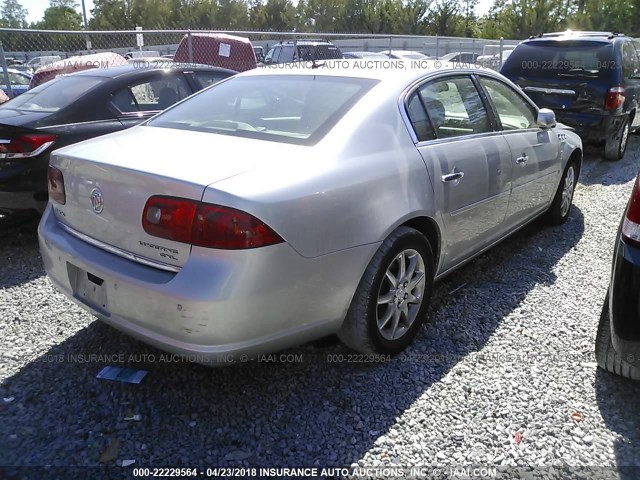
<box><xmin>9</xmin><ymin>72</ymin><xmax>30</xmax><ymax>85</ymax></box>
<box><xmin>415</xmin><ymin>75</ymin><xmax>490</xmax><ymax>139</ymax></box>
<box><xmin>193</xmin><ymin>71</ymin><xmax>229</xmax><ymax>89</ymax></box>
<box><xmin>479</xmin><ymin>77</ymin><xmax>537</xmax><ymax>130</ymax></box>
<box><xmin>111</xmin><ymin>74</ymin><xmax>190</xmax><ymax>113</ymax></box>
<box><xmin>148</xmin><ymin>75</ymin><xmax>378</xmax><ymax>145</ymax></box>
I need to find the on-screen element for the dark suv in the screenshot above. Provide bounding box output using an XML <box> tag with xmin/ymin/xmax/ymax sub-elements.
<box><xmin>501</xmin><ymin>31</ymin><xmax>640</xmax><ymax>161</ymax></box>
<box><xmin>264</xmin><ymin>40</ymin><xmax>343</xmax><ymax>64</ymax></box>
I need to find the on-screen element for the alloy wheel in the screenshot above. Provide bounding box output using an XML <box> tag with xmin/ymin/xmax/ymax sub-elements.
<box><xmin>376</xmin><ymin>248</ymin><xmax>426</xmax><ymax>341</ymax></box>
<box><xmin>560</xmin><ymin>165</ymin><xmax>575</xmax><ymax>218</ymax></box>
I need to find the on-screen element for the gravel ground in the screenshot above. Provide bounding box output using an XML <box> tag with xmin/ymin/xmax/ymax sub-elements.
<box><xmin>3</xmin><ymin>138</ymin><xmax>640</xmax><ymax>479</ymax></box>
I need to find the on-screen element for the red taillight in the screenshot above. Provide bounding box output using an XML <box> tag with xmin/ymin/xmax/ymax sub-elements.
<box><xmin>0</xmin><ymin>134</ymin><xmax>57</xmax><ymax>159</ymax></box>
<box><xmin>604</xmin><ymin>86</ymin><xmax>625</xmax><ymax>110</ymax></box>
<box><xmin>47</xmin><ymin>165</ymin><xmax>65</xmax><ymax>205</ymax></box>
<box><xmin>622</xmin><ymin>176</ymin><xmax>640</xmax><ymax>245</ymax></box>
<box><xmin>142</xmin><ymin>196</ymin><xmax>284</xmax><ymax>250</ymax></box>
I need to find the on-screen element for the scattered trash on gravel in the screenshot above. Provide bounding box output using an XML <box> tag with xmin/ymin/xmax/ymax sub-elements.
<box><xmin>98</xmin><ymin>439</ymin><xmax>120</xmax><ymax>464</ymax></box>
<box><xmin>96</xmin><ymin>366</ymin><xmax>147</xmax><ymax>384</ymax></box>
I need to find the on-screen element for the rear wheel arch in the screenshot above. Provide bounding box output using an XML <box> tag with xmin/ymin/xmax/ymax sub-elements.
<box><xmin>400</xmin><ymin>216</ymin><xmax>441</xmax><ymax>274</ymax></box>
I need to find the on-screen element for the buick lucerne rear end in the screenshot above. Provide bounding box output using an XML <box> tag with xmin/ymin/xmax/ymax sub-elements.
<box><xmin>39</xmin><ymin>63</ymin><xmax>582</xmax><ymax>363</ymax></box>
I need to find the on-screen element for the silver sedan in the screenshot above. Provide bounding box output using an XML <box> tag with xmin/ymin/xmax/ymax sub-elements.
<box><xmin>38</xmin><ymin>62</ymin><xmax>582</xmax><ymax>363</ymax></box>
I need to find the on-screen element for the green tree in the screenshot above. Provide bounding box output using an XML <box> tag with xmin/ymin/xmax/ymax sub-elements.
<box><xmin>426</xmin><ymin>0</ymin><xmax>464</xmax><ymax>36</ymax></box>
<box><xmin>0</xmin><ymin>0</ymin><xmax>28</xmax><ymax>27</ymax></box>
<box><xmin>212</xmin><ymin>0</ymin><xmax>248</xmax><ymax>29</ymax></box>
<box><xmin>89</xmin><ymin>0</ymin><xmax>130</xmax><ymax>29</ymax></box>
<box><xmin>35</xmin><ymin>0</ymin><xmax>83</xmax><ymax>30</ymax></box>
<box><xmin>249</xmin><ymin>0</ymin><xmax>295</xmax><ymax>31</ymax></box>
<box><xmin>478</xmin><ymin>0</ymin><xmax>569</xmax><ymax>38</ymax></box>
<box><xmin>569</xmin><ymin>0</ymin><xmax>637</xmax><ymax>36</ymax></box>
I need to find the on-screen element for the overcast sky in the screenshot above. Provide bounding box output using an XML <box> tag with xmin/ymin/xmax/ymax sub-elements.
<box><xmin>21</xmin><ymin>0</ymin><xmax>494</xmax><ymax>27</ymax></box>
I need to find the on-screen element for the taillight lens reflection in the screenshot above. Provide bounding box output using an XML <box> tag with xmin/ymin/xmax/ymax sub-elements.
<box><xmin>142</xmin><ymin>196</ymin><xmax>198</xmax><ymax>244</ymax></box>
<box><xmin>0</xmin><ymin>134</ymin><xmax>57</xmax><ymax>159</ymax></box>
<box><xmin>604</xmin><ymin>87</ymin><xmax>625</xmax><ymax>110</ymax></box>
<box><xmin>47</xmin><ymin>165</ymin><xmax>65</xmax><ymax>205</ymax></box>
<box><xmin>142</xmin><ymin>195</ymin><xmax>284</xmax><ymax>250</ymax></box>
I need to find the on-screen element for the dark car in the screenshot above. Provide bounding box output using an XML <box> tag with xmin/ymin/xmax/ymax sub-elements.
<box><xmin>597</xmin><ymin>173</ymin><xmax>640</xmax><ymax>380</ymax></box>
<box><xmin>263</xmin><ymin>40</ymin><xmax>343</xmax><ymax>64</ymax></box>
<box><xmin>1</xmin><ymin>68</ymin><xmax>31</xmax><ymax>97</ymax></box>
<box><xmin>501</xmin><ymin>31</ymin><xmax>640</xmax><ymax>161</ymax></box>
<box><xmin>441</xmin><ymin>51</ymin><xmax>480</xmax><ymax>63</ymax></box>
<box><xmin>0</xmin><ymin>64</ymin><xmax>236</xmax><ymax>215</ymax></box>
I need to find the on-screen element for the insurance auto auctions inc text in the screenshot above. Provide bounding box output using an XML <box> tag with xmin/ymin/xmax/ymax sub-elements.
<box><xmin>252</xmin><ymin>466</ymin><xmax>497</xmax><ymax>478</ymax></box>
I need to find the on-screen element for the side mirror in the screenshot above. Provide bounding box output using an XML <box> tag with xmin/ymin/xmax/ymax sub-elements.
<box><xmin>537</xmin><ymin>108</ymin><xmax>556</xmax><ymax>129</ymax></box>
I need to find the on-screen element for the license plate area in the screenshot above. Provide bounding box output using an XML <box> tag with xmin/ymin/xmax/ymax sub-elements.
<box><xmin>67</xmin><ymin>263</ymin><xmax>109</xmax><ymax>314</ymax></box>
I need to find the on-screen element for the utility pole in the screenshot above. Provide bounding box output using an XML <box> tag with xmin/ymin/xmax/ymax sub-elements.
<box><xmin>81</xmin><ymin>0</ymin><xmax>88</xmax><ymax>29</ymax></box>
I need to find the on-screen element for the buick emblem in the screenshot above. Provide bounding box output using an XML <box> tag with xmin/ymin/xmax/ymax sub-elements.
<box><xmin>90</xmin><ymin>187</ymin><xmax>104</xmax><ymax>214</ymax></box>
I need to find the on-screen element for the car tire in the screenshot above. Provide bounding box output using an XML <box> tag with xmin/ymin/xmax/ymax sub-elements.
<box><xmin>338</xmin><ymin>226</ymin><xmax>434</xmax><ymax>354</ymax></box>
<box><xmin>596</xmin><ymin>294</ymin><xmax>640</xmax><ymax>380</ymax></box>
<box><xmin>547</xmin><ymin>160</ymin><xmax>577</xmax><ymax>225</ymax></box>
<box><xmin>604</xmin><ymin>116</ymin><xmax>630</xmax><ymax>161</ymax></box>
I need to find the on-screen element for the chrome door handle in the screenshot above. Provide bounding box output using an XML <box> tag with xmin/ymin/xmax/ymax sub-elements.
<box><xmin>516</xmin><ymin>154</ymin><xmax>528</xmax><ymax>164</ymax></box>
<box><xmin>441</xmin><ymin>171</ymin><xmax>465</xmax><ymax>183</ymax></box>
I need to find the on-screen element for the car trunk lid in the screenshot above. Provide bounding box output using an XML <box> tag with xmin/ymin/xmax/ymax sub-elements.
<box><xmin>48</xmin><ymin>125</ymin><xmax>268</xmax><ymax>269</ymax></box>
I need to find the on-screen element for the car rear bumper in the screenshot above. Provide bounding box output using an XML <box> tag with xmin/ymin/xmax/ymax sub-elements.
<box><xmin>554</xmin><ymin>112</ymin><xmax>626</xmax><ymax>143</ymax></box>
<box><xmin>38</xmin><ymin>205</ymin><xmax>375</xmax><ymax>364</ymax></box>
<box><xmin>0</xmin><ymin>154</ymin><xmax>49</xmax><ymax>214</ymax></box>
<box><xmin>609</xmin><ymin>235</ymin><xmax>640</xmax><ymax>367</ymax></box>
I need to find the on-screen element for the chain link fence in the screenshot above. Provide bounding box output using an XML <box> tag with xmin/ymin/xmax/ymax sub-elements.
<box><xmin>0</xmin><ymin>27</ymin><xmax>521</xmax><ymax>98</ymax></box>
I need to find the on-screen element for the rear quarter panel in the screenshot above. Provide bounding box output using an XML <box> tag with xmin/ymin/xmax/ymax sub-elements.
<box><xmin>204</xmin><ymin>95</ymin><xmax>438</xmax><ymax>259</ymax></box>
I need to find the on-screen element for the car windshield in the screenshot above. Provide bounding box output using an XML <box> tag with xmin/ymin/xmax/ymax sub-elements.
<box><xmin>502</xmin><ymin>41</ymin><xmax>614</xmax><ymax>78</ymax></box>
<box><xmin>148</xmin><ymin>75</ymin><xmax>378</xmax><ymax>145</ymax></box>
<box><xmin>3</xmin><ymin>75</ymin><xmax>105</xmax><ymax>112</ymax></box>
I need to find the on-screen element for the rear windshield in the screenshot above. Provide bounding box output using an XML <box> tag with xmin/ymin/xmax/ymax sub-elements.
<box><xmin>298</xmin><ymin>45</ymin><xmax>343</xmax><ymax>61</ymax></box>
<box><xmin>3</xmin><ymin>75</ymin><xmax>105</xmax><ymax>112</ymax></box>
<box><xmin>148</xmin><ymin>75</ymin><xmax>378</xmax><ymax>145</ymax></box>
<box><xmin>502</xmin><ymin>41</ymin><xmax>615</xmax><ymax>78</ymax></box>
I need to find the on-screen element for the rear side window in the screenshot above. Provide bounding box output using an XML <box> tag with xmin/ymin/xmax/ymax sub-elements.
<box><xmin>111</xmin><ymin>74</ymin><xmax>190</xmax><ymax>113</ymax></box>
<box><xmin>265</xmin><ymin>46</ymin><xmax>281</xmax><ymax>63</ymax></box>
<box><xmin>415</xmin><ymin>76</ymin><xmax>490</xmax><ymax>139</ymax></box>
<box><xmin>502</xmin><ymin>41</ymin><xmax>614</xmax><ymax>78</ymax></box>
<box><xmin>148</xmin><ymin>75</ymin><xmax>378</xmax><ymax>145</ymax></box>
<box><xmin>622</xmin><ymin>42</ymin><xmax>640</xmax><ymax>79</ymax></box>
<box><xmin>279</xmin><ymin>45</ymin><xmax>295</xmax><ymax>63</ymax></box>
<box><xmin>479</xmin><ymin>77</ymin><xmax>537</xmax><ymax>130</ymax></box>
<box><xmin>1</xmin><ymin>75</ymin><xmax>105</xmax><ymax>112</ymax></box>
<box><xmin>406</xmin><ymin>92</ymin><xmax>435</xmax><ymax>142</ymax></box>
